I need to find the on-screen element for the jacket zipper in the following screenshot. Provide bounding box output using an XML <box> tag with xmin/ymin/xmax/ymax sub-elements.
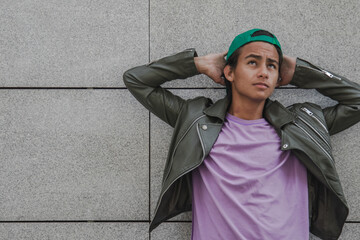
<box><xmin>301</xmin><ymin>65</ymin><xmax>342</xmax><ymax>81</ymax></box>
<box><xmin>300</xmin><ymin>107</ymin><xmax>328</xmax><ymax>133</ymax></box>
<box><xmin>293</xmin><ymin>121</ymin><xmax>334</xmax><ymax>163</ymax></box>
<box><xmin>152</xmin><ymin>145</ymin><xmax>206</xmax><ymax>226</ymax></box>
<box><xmin>297</xmin><ymin>116</ymin><xmax>331</xmax><ymax>150</ymax></box>
<box><xmin>154</xmin><ymin>115</ymin><xmax>206</xmax><ymax>216</ymax></box>
<box><xmin>321</xmin><ymin>69</ymin><xmax>342</xmax><ymax>81</ymax></box>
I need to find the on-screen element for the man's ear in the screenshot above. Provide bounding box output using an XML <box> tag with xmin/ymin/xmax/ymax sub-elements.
<box><xmin>224</xmin><ymin>65</ymin><xmax>233</xmax><ymax>82</ymax></box>
<box><xmin>276</xmin><ymin>77</ymin><xmax>282</xmax><ymax>87</ymax></box>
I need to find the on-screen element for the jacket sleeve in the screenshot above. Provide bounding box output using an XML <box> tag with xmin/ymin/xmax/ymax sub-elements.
<box><xmin>290</xmin><ymin>58</ymin><xmax>360</xmax><ymax>135</ymax></box>
<box><xmin>123</xmin><ymin>49</ymin><xmax>200</xmax><ymax>127</ymax></box>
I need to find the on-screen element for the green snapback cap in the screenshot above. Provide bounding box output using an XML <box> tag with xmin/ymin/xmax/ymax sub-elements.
<box><xmin>226</xmin><ymin>29</ymin><xmax>282</xmax><ymax>61</ymax></box>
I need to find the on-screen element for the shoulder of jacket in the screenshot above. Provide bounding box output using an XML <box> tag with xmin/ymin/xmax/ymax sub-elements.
<box><xmin>288</xmin><ymin>102</ymin><xmax>323</xmax><ymax>112</ymax></box>
<box><xmin>185</xmin><ymin>96</ymin><xmax>213</xmax><ymax>107</ymax></box>
<box><xmin>175</xmin><ymin>97</ymin><xmax>214</xmax><ymax>123</ymax></box>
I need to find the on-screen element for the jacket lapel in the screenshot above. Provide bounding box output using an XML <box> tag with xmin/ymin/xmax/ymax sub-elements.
<box><xmin>203</xmin><ymin>97</ymin><xmax>230</xmax><ymax>121</ymax></box>
<box><xmin>196</xmin><ymin>122</ymin><xmax>223</xmax><ymax>157</ymax></box>
<box><xmin>264</xmin><ymin>99</ymin><xmax>295</xmax><ymax>130</ymax></box>
<box><xmin>196</xmin><ymin>97</ymin><xmax>229</xmax><ymax>157</ymax></box>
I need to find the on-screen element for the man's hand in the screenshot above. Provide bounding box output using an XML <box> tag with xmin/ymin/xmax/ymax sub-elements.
<box><xmin>278</xmin><ymin>55</ymin><xmax>296</xmax><ymax>86</ymax></box>
<box><xmin>194</xmin><ymin>51</ymin><xmax>227</xmax><ymax>85</ymax></box>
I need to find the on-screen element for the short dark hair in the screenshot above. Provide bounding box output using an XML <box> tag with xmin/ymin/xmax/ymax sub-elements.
<box><xmin>224</xmin><ymin>30</ymin><xmax>283</xmax><ymax>100</ymax></box>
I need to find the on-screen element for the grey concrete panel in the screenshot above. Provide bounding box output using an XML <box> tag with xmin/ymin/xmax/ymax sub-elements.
<box><xmin>150</xmin><ymin>0</ymin><xmax>359</xmax><ymax>88</ymax></box>
<box><xmin>0</xmin><ymin>0</ymin><xmax>148</xmax><ymax>87</ymax></box>
<box><xmin>331</xmin><ymin>124</ymin><xmax>360</xmax><ymax>221</ymax></box>
<box><xmin>150</xmin><ymin>89</ymin><xmax>225</xmax><ymax>220</ymax></box>
<box><xmin>151</xmin><ymin>222</ymin><xmax>191</xmax><ymax>240</ymax></box>
<box><xmin>151</xmin><ymin>222</ymin><xmax>360</xmax><ymax>240</ymax></box>
<box><xmin>0</xmin><ymin>90</ymin><xmax>149</xmax><ymax>220</ymax></box>
<box><xmin>311</xmin><ymin>223</ymin><xmax>360</xmax><ymax>240</ymax></box>
<box><xmin>271</xmin><ymin>88</ymin><xmax>337</xmax><ymax>108</ymax></box>
<box><xmin>338</xmin><ymin>224</ymin><xmax>360</xmax><ymax>240</ymax></box>
<box><xmin>0</xmin><ymin>222</ymin><xmax>149</xmax><ymax>240</ymax></box>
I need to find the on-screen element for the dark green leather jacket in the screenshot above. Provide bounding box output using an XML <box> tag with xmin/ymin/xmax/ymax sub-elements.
<box><xmin>123</xmin><ymin>49</ymin><xmax>360</xmax><ymax>239</ymax></box>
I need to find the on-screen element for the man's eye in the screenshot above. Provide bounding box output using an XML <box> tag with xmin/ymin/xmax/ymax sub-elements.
<box><xmin>248</xmin><ymin>61</ymin><xmax>256</xmax><ymax>65</ymax></box>
<box><xmin>268</xmin><ymin>64</ymin><xmax>277</xmax><ymax>69</ymax></box>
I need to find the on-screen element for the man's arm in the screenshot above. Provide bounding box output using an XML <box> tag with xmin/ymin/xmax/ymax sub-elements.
<box><xmin>285</xmin><ymin>58</ymin><xmax>360</xmax><ymax>135</ymax></box>
<box><xmin>194</xmin><ymin>51</ymin><xmax>227</xmax><ymax>85</ymax></box>
<box><xmin>124</xmin><ymin>49</ymin><xmax>228</xmax><ymax>127</ymax></box>
<box><xmin>278</xmin><ymin>55</ymin><xmax>296</xmax><ymax>86</ymax></box>
<box><xmin>123</xmin><ymin>49</ymin><xmax>200</xmax><ymax>127</ymax></box>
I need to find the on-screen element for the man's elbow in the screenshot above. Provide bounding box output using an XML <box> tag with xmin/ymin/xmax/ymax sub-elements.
<box><xmin>123</xmin><ymin>68</ymin><xmax>137</xmax><ymax>89</ymax></box>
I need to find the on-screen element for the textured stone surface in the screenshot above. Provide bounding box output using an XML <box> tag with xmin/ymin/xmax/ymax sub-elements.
<box><xmin>151</xmin><ymin>222</ymin><xmax>360</xmax><ymax>240</ymax></box>
<box><xmin>331</xmin><ymin>124</ymin><xmax>360</xmax><ymax>221</ymax></box>
<box><xmin>151</xmin><ymin>222</ymin><xmax>191</xmax><ymax>240</ymax></box>
<box><xmin>311</xmin><ymin>223</ymin><xmax>360</xmax><ymax>240</ymax></box>
<box><xmin>0</xmin><ymin>0</ymin><xmax>148</xmax><ymax>87</ymax></box>
<box><xmin>0</xmin><ymin>222</ymin><xmax>149</xmax><ymax>240</ymax></box>
<box><xmin>339</xmin><ymin>224</ymin><xmax>360</xmax><ymax>240</ymax></box>
<box><xmin>1</xmin><ymin>0</ymin><xmax>360</xmax><ymax>239</ymax></box>
<box><xmin>271</xmin><ymin>88</ymin><xmax>337</xmax><ymax>108</ymax></box>
<box><xmin>150</xmin><ymin>0</ymin><xmax>359</xmax><ymax>88</ymax></box>
<box><xmin>0</xmin><ymin>90</ymin><xmax>149</xmax><ymax>220</ymax></box>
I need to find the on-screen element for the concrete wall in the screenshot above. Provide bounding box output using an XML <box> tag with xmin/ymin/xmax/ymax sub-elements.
<box><xmin>0</xmin><ymin>0</ymin><xmax>359</xmax><ymax>239</ymax></box>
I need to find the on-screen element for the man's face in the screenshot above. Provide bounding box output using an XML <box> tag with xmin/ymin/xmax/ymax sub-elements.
<box><xmin>225</xmin><ymin>41</ymin><xmax>280</xmax><ymax>104</ymax></box>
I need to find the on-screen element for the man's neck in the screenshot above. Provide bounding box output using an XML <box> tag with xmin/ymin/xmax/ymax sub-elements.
<box><xmin>228</xmin><ymin>98</ymin><xmax>266</xmax><ymax>120</ymax></box>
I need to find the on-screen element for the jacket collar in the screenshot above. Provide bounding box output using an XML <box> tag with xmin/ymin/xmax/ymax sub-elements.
<box><xmin>203</xmin><ymin>97</ymin><xmax>230</xmax><ymax>121</ymax></box>
<box><xmin>203</xmin><ymin>97</ymin><xmax>295</xmax><ymax>129</ymax></box>
<box><xmin>263</xmin><ymin>99</ymin><xmax>295</xmax><ymax>129</ymax></box>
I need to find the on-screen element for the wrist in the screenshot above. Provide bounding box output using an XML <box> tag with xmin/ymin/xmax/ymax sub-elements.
<box><xmin>194</xmin><ymin>56</ymin><xmax>208</xmax><ymax>75</ymax></box>
<box><xmin>280</xmin><ymin>55</ymin><xmax>296</xmax><ymax>85</ymax></box>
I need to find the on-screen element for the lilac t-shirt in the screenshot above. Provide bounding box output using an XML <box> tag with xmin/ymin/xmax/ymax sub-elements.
<box><xmin>191</xmin><ymin>113</ymin><xmax>309</xmax><ymax>240</ymax></box>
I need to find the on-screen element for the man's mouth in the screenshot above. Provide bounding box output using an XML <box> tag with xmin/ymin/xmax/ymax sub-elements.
<box><xmin>253</xmin><ymin>82</ymin><xmax>269</xmax><ymax>88</ymax></box>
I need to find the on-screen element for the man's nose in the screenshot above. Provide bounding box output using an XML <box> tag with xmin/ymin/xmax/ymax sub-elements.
<box><xmin>257</xmin><ymin>64</ymin><xmax>269</xmax><ymax>79</ymax></box>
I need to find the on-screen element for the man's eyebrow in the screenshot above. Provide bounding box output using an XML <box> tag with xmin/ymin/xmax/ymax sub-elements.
<box><xmin>245</xmin><ymin>54</ymin><xmax>279</xmax><ymax>65</ymax></box>
<box><xmin>245</xmin><ymin>54</ymin><xmax>261</xmax><ymax>60</ymax></box>
<box><xmin>267</xmin><ymin>58</ymin><xmax>279</xmax><ymax>65</ymax></box>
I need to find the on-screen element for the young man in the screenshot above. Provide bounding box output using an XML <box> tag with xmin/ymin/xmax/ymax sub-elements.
<box><xmin>123</xmin><ymin>29</ymin><xmax>360</xmax><ymax>239</ymax></box>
